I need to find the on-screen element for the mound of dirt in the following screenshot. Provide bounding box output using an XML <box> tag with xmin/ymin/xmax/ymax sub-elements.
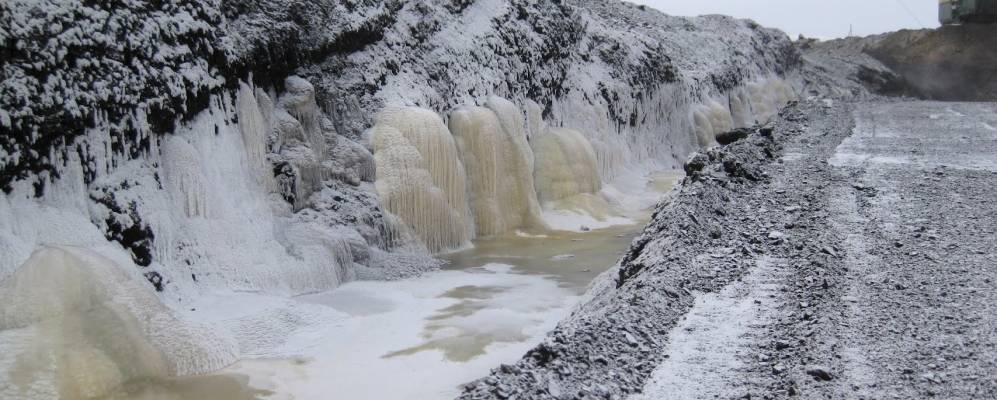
<box><xmin>865</xmin><ymin>24</ymin><xmax>997</xmax><ymax>101</ymax></box>
<box><xmin>804</xmin><ymin>24</ymin><xmax>997</xmax><ymax>101</ymax></box>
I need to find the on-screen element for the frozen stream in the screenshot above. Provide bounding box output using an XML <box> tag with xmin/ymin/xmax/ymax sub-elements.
<box><xmin>93</xmin><ymin>171</ymin><xmax>682</xmax><ymax>400</ymax></box>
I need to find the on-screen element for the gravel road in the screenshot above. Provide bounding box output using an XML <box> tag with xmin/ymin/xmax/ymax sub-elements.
<box><xmin>459</xmin><ymin>99</ymin><xmax>997</xmax><ymax>399</ymax></box>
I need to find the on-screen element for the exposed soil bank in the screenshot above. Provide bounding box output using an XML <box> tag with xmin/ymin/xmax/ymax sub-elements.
<box><xmin>802</xmin><ymin>24</ymin><xmax>997</xmax><ymax>101</ymax></box>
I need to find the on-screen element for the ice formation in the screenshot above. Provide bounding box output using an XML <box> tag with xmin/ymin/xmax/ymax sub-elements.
<box><xmin>692</xmin><ymin>108</ymin><xmax>717</xmax><ymax>148</ymax></box>
<box><xmin>448</xmin><ymin>98</ymin><xmax>545</xmax><ymax>237</ymax></box>
<box><xmin>744</xmin><ymin>78</ymin><xmax>796</xmax><ymax>125</ymax></box>
<box><xmin>692</xmin><ymin>78</ymin><xmax>797</xmax><ymax>148</ymax></box>
<box><xmin>161</xmin><ymin>137</ymin><xmax>209</xmax><ymax>218</ymax></box>
<box><xmin>371</xmin><ymin>107</ymin><xmax>473</xmax><ymax>252</ymax></box>
<box><xmin>706</xmin><ymin>101</ymin><xmax>734</xmax><ymax>135</ymax></box>
<box><xmin>0</xmin><ymin>247</ymin><xmax>236</xmax><ymax>400</ymax></box>
<box><xmin>729</xmin><ymin>89</ymin><xmax>755</xmax><ymax>128</ymax></box>
<box><xmin>279</xmin><ymin>76</ymin><xmax>330</xmax><ymax>159</ymax></box>
<box><xmin>531</xmin><ymin>127</ymin><xmax>603</xmax><ymax>205</ymax></box>
<box><xmin>236</xmin><ymin>82</ymin><xmax>271</xmax><ymax>185</ymax></box>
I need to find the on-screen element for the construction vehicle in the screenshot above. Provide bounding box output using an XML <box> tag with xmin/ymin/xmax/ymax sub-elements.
<box><xmin>939</xmin><ymin>0</ymin><xmax>997</xmax><ymax>24</ymax></box>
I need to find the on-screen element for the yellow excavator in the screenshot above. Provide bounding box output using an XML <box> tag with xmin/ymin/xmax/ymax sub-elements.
<box><xmin>939</xmin><ymin>0</ymin><xmax>997</xmax><ymax>24</ymax></box>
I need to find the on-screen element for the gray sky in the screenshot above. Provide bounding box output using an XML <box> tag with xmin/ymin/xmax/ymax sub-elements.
<box><xmin>629</xmin><ymin>0</ymin><xmax>940</xmax><ymax>39</ymax></box>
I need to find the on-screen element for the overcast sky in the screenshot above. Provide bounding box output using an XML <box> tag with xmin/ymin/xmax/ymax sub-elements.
<box><xmin>628</xmin><ymin>0</ymin><xmax>940</xmax><ymax>39</ymax></box>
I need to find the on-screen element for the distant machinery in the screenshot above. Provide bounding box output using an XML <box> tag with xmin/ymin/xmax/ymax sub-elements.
<box><xmin>940</xmin><ymin>0</ymin><xmax>997</xmax><ymax>24</ymax></box>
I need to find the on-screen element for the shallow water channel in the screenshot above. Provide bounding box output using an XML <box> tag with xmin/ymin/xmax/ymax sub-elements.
<box><xmin>95</xmin><ymin>171</ymin><xmax>683</xmax><ymax>400</ymax></box>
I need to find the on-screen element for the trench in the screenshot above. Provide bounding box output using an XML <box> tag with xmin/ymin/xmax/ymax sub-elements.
<box><xmin>79</xmin><ymin>171</ymin><xmax>684</xmax><ymax>400</ymax></box>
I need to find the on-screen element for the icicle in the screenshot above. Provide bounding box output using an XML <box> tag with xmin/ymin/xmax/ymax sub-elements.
<box><xmin>279</xmin><ymin>76</ymin><xmax>328</xmax><ymax>159</ymax></box>
<box><xmin>161</xmin><ymin>137</ymin><xmax>208</xmax><ymax>218</ymax></box>
<box><xmin>370</xmin><ymin>108</ymin><xmax>473</xmax><ymax>252</ymax></box>
<box><xmin>524</xmin><ymin>99</ymin><xmax>548</xmax><ymax>140</ymax></box>
<box><xmin>0</xmin><ymin>248</ymin><xmax>237</xmax><ymax>398</ymax></box>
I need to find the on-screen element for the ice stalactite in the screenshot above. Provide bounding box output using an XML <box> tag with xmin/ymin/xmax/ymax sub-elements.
<box><xmin>524</xmin><ymin>100</ymin><xmax>547</xmax><ymax>141</ymax></box>
<box><xmin>236</xmin><ymin>82</ymin><xmax>271</xmax><ymax>188</ymax></box>
<box><xmin>371</xmin><ymin>107</ymin><xmax>472</xmax><ymax>253</ymax></box>
<box><xmin>449</xmin><ymin>98</ymin><xmax>545</xmax><ymax>237</ymax></box>
<box><xmin>745</xmin><ymin>78</ymin><xmax>796</xmax><ymax>125</ymax></box>
<box><xmin>0</xmin><ymin>247</ymin><xmax>236</xmax><ymax>400</ymax></box>
<box><xmin>531</xmin><ymin>126</ymin><xmax>616</xmax><ymax>224</ymax></box>
<box><xmin>485</xmin><ymin>97</ymin><xmax>546</xmax><ymax>230</ymax></box>
<box><xmin>161</xmin><ymin>137</ymin><xmax>208</xmax><ymax>218</ymax></box>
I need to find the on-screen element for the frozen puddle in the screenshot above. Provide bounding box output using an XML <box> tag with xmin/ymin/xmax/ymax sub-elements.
<box><xmin>205</xmin><ymin>264</ymin><xmax>578</xmax><ymax>399</ymax></box>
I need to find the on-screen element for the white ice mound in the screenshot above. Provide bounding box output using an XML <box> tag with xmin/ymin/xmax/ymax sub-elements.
<box><xmin>449</xmin><ymin>98</ymin><xmax>545</xmax><ymax>237</ymax></box>
<box><xmin>532</xmin><ymin>127</ymin><xmax>602</xmax><ymax>205</ymax></box>
<box><xmin>0</xmin><ymin>247</ymin><xmax>237</xmax><ymax>400</ymax></box>
<box><xmin>371</xmin><ymin>107</ymin><xmax>473</xmax><ymax>252</ymax></box>
<box><xmin>530</xmin><ymin>126</ymin><xmax>619</xmax><ymax>228</ymax></box>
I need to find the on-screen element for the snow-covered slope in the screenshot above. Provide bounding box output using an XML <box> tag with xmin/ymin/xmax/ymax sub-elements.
<box><xmin>0</xmin><ymin>0</ymin><xmax>803</xmax><ymax>393</ymax></box>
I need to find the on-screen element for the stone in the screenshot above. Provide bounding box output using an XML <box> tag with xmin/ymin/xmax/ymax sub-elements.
<box><xmin>716</xmin><ymin>127</ymin><xmax>755</xmax><ymax>145</ymax></box>
<box><xmin>806</xmin><ymin>366</ymin><xmax>834</xmax><ymax>381</ymax></box>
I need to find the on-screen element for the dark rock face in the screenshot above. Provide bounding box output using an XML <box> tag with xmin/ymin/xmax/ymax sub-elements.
<box><xmin>0</xmin><ymin>0</ymin><xmax>225</xmax><ymax>193</ymax></box>
<box><xmin>715</xmin><ymin>127</ymin><xmax>756</xmax><ymax>145</ymax></box>
<box><xmin>89</xmin><ymin>181</ymin><xmax>156</xmax><ymax>268</ymax></box>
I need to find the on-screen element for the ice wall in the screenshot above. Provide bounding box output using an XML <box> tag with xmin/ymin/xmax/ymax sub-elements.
<box><xmin>449</xmin><ymin>98</ymin><xmax>545</xmax><ymax>237</ymax></box>
<box><xmin>370</xmin><ymin>107</ymin><xmax>473</xmax><ymax>252</ymax></box>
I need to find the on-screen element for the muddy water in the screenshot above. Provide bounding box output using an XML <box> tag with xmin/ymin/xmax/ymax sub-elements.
<box><xmin>442</xmin><ymin>225</ymin><xmax>641</xmax><ymax>290</ymax></box>
<box><xmin>97</xmin><ymin>375</ymin><xmax>270</xmax><ymax>400</ymax></box>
